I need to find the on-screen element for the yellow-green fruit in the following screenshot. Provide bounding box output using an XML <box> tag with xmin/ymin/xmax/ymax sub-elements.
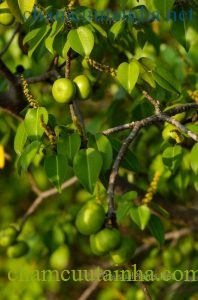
<box><xmin>73</xmin><ymin>75</ymin><xmax>92</xmax><ymax>100</ymax></box>
<box><xmin>0</xmin><ymin>225</ymin><xmax>19</xmax><ymax>247</ymax></box>
<box><xmin>52</xmin><ymin>78</ymin><xmax>76</xmax><ymax>103</ymax></box>
<box><xmin>50</xmin><ymin>245</ymin><xmax>70</xmax><ymax>270</ymax></box>
<box><xmin>75</xmin><ymin>201</ymin><xmax>105</xmax><ymax>235</ymax></box>
<box><xmin>110</xmin><ymin>236</ymin><xmax>136</xmax><ymax>264</ymax></box>
<box><xmin>90</xmin><ymin>228</ymin><xmax>121</xmax><ymax>255</ymax></box>
<box><xmin>0</xmin><ymin>1</ymin><xmax>15</xmax><ymax>26</ymax></box>
<box><xmin>7</xmin><ymin>241</ymin><xmax>29</xmax><ymax>258</ymax></box>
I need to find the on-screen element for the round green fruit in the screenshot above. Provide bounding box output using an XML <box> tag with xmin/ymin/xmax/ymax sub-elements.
<box><xmin>0</xmin><ymin>225</ymin><xmax>19</xmax><ymax>247</ymax></box>
<box><xmin>0</xmin><ymin>2</ymin><xmax>15</xmax><ymax>26</ymax></box>
<box><xmin>50</xmin><ymin>245</ymin><xmax>70</xmax><ymax>270</ymax></box>
<box><xmin>75</xmin><ymin>201</ymin><xmax>105</xmax><ymax>235</ymax></box>
<box><xmin>7</xmin><ymin>241</ymin><xmax>29</xmax><ymax>258</ymax></box>
<box><xmin>110</xmin><ymin>236</ymin><xmax>136</xmax><ymax>264</ymax></box>
<box><xmin>73</xmin><ymin>75</ymin><xmax>92</xmax><ymax>100</ymax></box>
<box><xmin>52</xmin><ymin>78</ymin><xmax>76</xmax><ymax>103</ymax></box>
<box><xmin>90</xmin><ymin>228</ymin><xmax>121</xmax><ymax>255</ymax></box>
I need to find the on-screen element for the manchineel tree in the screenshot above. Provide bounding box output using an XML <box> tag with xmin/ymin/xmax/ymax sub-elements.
<box><xmin>0</xmin><ymin>0</ymin><xmax>198</xmax><ymax>299</ymax></box>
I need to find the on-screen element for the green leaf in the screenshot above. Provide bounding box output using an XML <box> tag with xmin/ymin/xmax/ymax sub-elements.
<box><xmin>18</xmin><ymin>0</ymin><xmax>35</xmax><ymax>16</ymax></box>
<box><xmin>90</xmin><ymin>22</ymin><xmax>107</xmax><ymax>38</ymax></box>
<box><xmin>109</xmin><ymin>137</ymin><xmax>139</xmax><ymax>172</ymax></box>
<box><xmin>117</xmin><ymin>191</ymin><xmax>138</xmax><ymax>203</ymax></box>
<box><xmin>57</xmin><ymin>133</ymin><xmax>81</xmax><ymax>164</ymax></box>
<box><xmin>117</xmin><ymin>60</ymin><xmax>140</xmax><ymax>94</ymax></box>
<box><xmin>145</xmin><ymin>0</ymin><xmax>175</xmax><ymax>18</ymax></box>
<box><xmin>137</xmin><ymin>61</ymin><xmax>156</xmax><ymax>88</ymax></box>
<box><xmin>68</xmin><ymin>26</ymin><xmax>94</xmax><ymax>57</ymax></box>
<box><xmin>95</xmin><ymin>133</ymin><xmax>113</xmax><ymax>172</ymax></box>
<box><xmin>24</xmin><ymin>24</ymin><xmax>51</xmax><ymax>57</ymax></box>
<box><xmin>117</xmin><ymin>202</ymin><xmax>133</xmax><ymax>223</ymax></box>
<box><xmin>108</xmin><ymin>21</ymin><xmax>125</xmax><ymax>41</ymax></box>
<box><xmin>14</xmin><ymin>122</ymin><xmax>28</xmax><ymax>155</ymax></box>
<box><xmin>44</xmin><ymin>154</ymin><xmax>69</xmax><ymax>192</ymax></box>
<box><xmin>190</xmin><ymin>143</ymin><xmax>198</xmax><ymax>175</ymax></box>
<box><xmin>73</xmin><ymin>148</ymin><xmax>103</xmax><ymax>194</ymax></box>
<box><xmin>18</xmin><ymin>141</ymin><xmax>41</xmax><ymax>171</ymax></box>
<box><xmin>153</xmin><ymin>66</ymin><xmax>181</xmax><ymax>95</ymax></box>
<box><xmin>148</xmin><ymin>215</ymin><xmax>165</xmax><ymax>246</ymax></box>
<box><xmin>45</xmin><ymin>21</ymin><xmax>64</xmax><ymax>54</ymax></box>
<box><xmin>170</xmin><ymin>4</ymin><xmax>190</xmax><ymax>52</ymax></box>
<box><xmin>130</xmin><ymin>205</ymin><xmax>151</xmax><ymax>230</ymax></box>
<box><xmin>162</xmin><ymin>145</ymin><xmax>183</xmax><ymax>172</ymax></box>
<box><xmin>24</xmin><ymin>107</ymin><xmax>48</xmax><ymax>140</ymax></box>
<box><xmin>6</xmin><ymin>0</ymin><xmax>23</xmax><ymax>22</ymax></box>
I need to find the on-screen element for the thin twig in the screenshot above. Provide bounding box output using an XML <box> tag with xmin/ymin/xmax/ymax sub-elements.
<box><xmin>102</xmin><ymin>103</ymin><xmax>198</xmax><ymax>136</ymax></box>
<box><xmin>107</xmin><ymin>112</ymin><xmax>198</xmax><ymax>219</ymax></box>
<box><xmin>143</xmin><ymin>90</ymin><xmax>161</xmax><ymax>114</ymax></box>
<box><xmin>21</xmin><ymin>177</ymin><xmax>77</xmax><ymax>226</ymax></box>
<box><xmin>26</xmin><ymin>70</ymin><xmax>60</xmax><ymax>84</ymax></box>
<box><xmin>77</xmin><ymin>280</ymin><xmax>101</xmax><ymax>300</ymax></box>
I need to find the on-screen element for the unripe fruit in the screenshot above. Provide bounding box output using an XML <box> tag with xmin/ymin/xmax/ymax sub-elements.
<box><xmin>50</xmin><ymin>245</ymin><xmax>70</xmax><ymax>270</ymax></box>
<box><xmin>75</xmin><ymin>201</ymin><xmax>105</xmax><ymax>235</ymax></box>
<box><xmin>90</xmin><ymin>228</ymin><xmax>121</xmax><ymax>255</ymax></box>
<box><xmin>7</xmin><ymin>241</ymin><xmax>29</xmax><ymax>258</ymax></box>
<box><xmin>0</xmin><ymin>225</ymin><xmax>19</xmax><ymax>247</ymax></box>
<box><xmin>52</xmin><ymin>78</ymin><xmax>76</xmax><ymax>103</ymax></box>
<box><xmin>0</xmin><ymin>2</ymin><xmax>15</xmax><ymax>26</ymax></box>
<box><xmin>110</xmin><ymin>236</ymin><xmax>136</xmax><ymax>264</ymax></box>
<box><xmin>73</xmin><ymin>75</ymin><xmax>92</xmax><ymax>100</ymax></box>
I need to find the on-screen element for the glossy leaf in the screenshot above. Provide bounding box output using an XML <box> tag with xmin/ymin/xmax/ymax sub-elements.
<box><xmin>190</xmin><ymin>143</ymin><xmax>198</xmax><ymax>175</ymax></box>
<box><xmin>117</xmin><ymin>60</ymin><xmax>139</xmax><ymax>94</ymax></box>
<box><xmin>14</xmin><ymin>122</ymin><xmax>28</xmax><ymax>155</ymax></box>
<box><xmin>57</xmin><ymin>133</ymin><xmax>81</xmax><ymax>164</ymax></box>
<box><xmin>162</xmin><ymin>145</ymin><xmax>183</xmax><ymax>172</ymax></box>
<box><xmin>145</xmin><ymin>0</ymin><xmax>175</xmax><ymax>19</ymax></box>
<box><xmin>95</xmin><ymin>133</ymin><xmax>113</xmax><ymax>172</ymax></box>
<box><xmin>109</xmin><ymin>21</ymin><xmax>125</xmax><ymax>41</ymax></box>
<box><xmin>68</xmin><ymin>26</ymin><xmax>94</xmax><ymax>57</ymax></box>
<box><xmin>24</xmin><ymin>24</ymin><xmax>51</xmax><ymax>57</ymax></box>
<box><xmin>130</xmin><ymin>205</ymin><xmax>151</xmax><ymax>230</ymax></box>
<box><xmin>73</xmin><ymin>148</ymin><xmax>103</xmax><ymax>194</ymax></box>
<box><xmin>148</xmin><ymin>214</ymin><xmax>165</xmax><ymax>246</ymax></box>
<box><xmin>24</xmin><ymin>107</ymin><xmax>48</xmax><ymax>140</ymax></box>
<box><xmin>45</xmin><ymin>21</ymin><xmax>64</xmax><ymax>54</ymax></box>
<box><xmin>109</xmin><ymin>137</ymin><xmax>139</xmax><ymax>172</ymax></box>
<box><xmin>153</xmin><ymin>66</ymin><xmax>181</xmax><ymax>95</ymax></box>
<box><xmin>6</xmin><ymin>0</ymin><xmax>22</xmax><ymax>22</ymax></box>
<box><xmin>18</xmin><ymin>0</ymin><xmax>35</xmax><ymax>17</ymax></box>
<box><xmin>44</xmin><ymin>154</ymin><xmax>69</xmax><ymax>192</ymax></box>
<box><xmin>18</xmin><ymin>141</ymin><xmax>41</xmax><ymax>171</ymax></box>
<box><xmin>117</xmin><ymin>201</ymin><xmax>133</xmax><ymax>223</ymax></box>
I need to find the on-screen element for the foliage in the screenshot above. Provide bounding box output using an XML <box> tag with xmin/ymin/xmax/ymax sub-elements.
<box><xmin>0</xmin><ymin>0</ymin><xmax>198</xmax><ymax>299</ymax></box>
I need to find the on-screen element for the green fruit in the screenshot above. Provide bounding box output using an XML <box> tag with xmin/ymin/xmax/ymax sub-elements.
<box><xmin>73</xmin><ymin>75</ymin><xmax>92</xmax><ymax>100</ymax></box>
<box><xmin>110</xmin><ymin>236</ymin><xmax>136</xmax><ymax>264</ymax></box>
<box><xmin>52</xmin><ymin>78</ymin><xmax>76</xmax><ymax>103</ymax></box>
<box><xmin>75</xmin><ymin>201</ymin><xmax>105</xmax><ymax>235</ymax></box>
<box><xmin>50</xmin><ymin>245</ymin><xmax>70</xmax><ymax>270</ymax></box>
<box><xmin>0</xmin><ymin>225</ymin><xmax>19</xmax><ymax>247</ymax></box>
<box><xmin>0</xmin><ymin>1</ymin><xmax>15</xmax><ymax>26</ymax></box>
<box><xmin>7</xmin><ymin>241</ymin><xmax>29</xmax><ymax>258</ymax></box>
<box><xmin>90</xmin><ymin>228</ymin><xmax>121</xmax><ymax>255</ymax></box>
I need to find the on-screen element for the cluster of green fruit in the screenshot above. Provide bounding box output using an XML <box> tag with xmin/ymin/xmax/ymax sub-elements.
<box><xmin>0</xmin><ymin>1</ymin><xmax>15</xmax><ymax>26</ymax></box>
<box><xmin>52</xmin><ymin>75</ymin><xmax>92</xmax><ymax>103</ymax></box>
<box><xmin>0</xmin><ymin>224</ymin><xmax>29</xmax><ymax>258</ymax></box>
<box><xmin>75</xmin><ymin>201</ymin><xmax>136</xmax><ymax>264</ymax></box>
